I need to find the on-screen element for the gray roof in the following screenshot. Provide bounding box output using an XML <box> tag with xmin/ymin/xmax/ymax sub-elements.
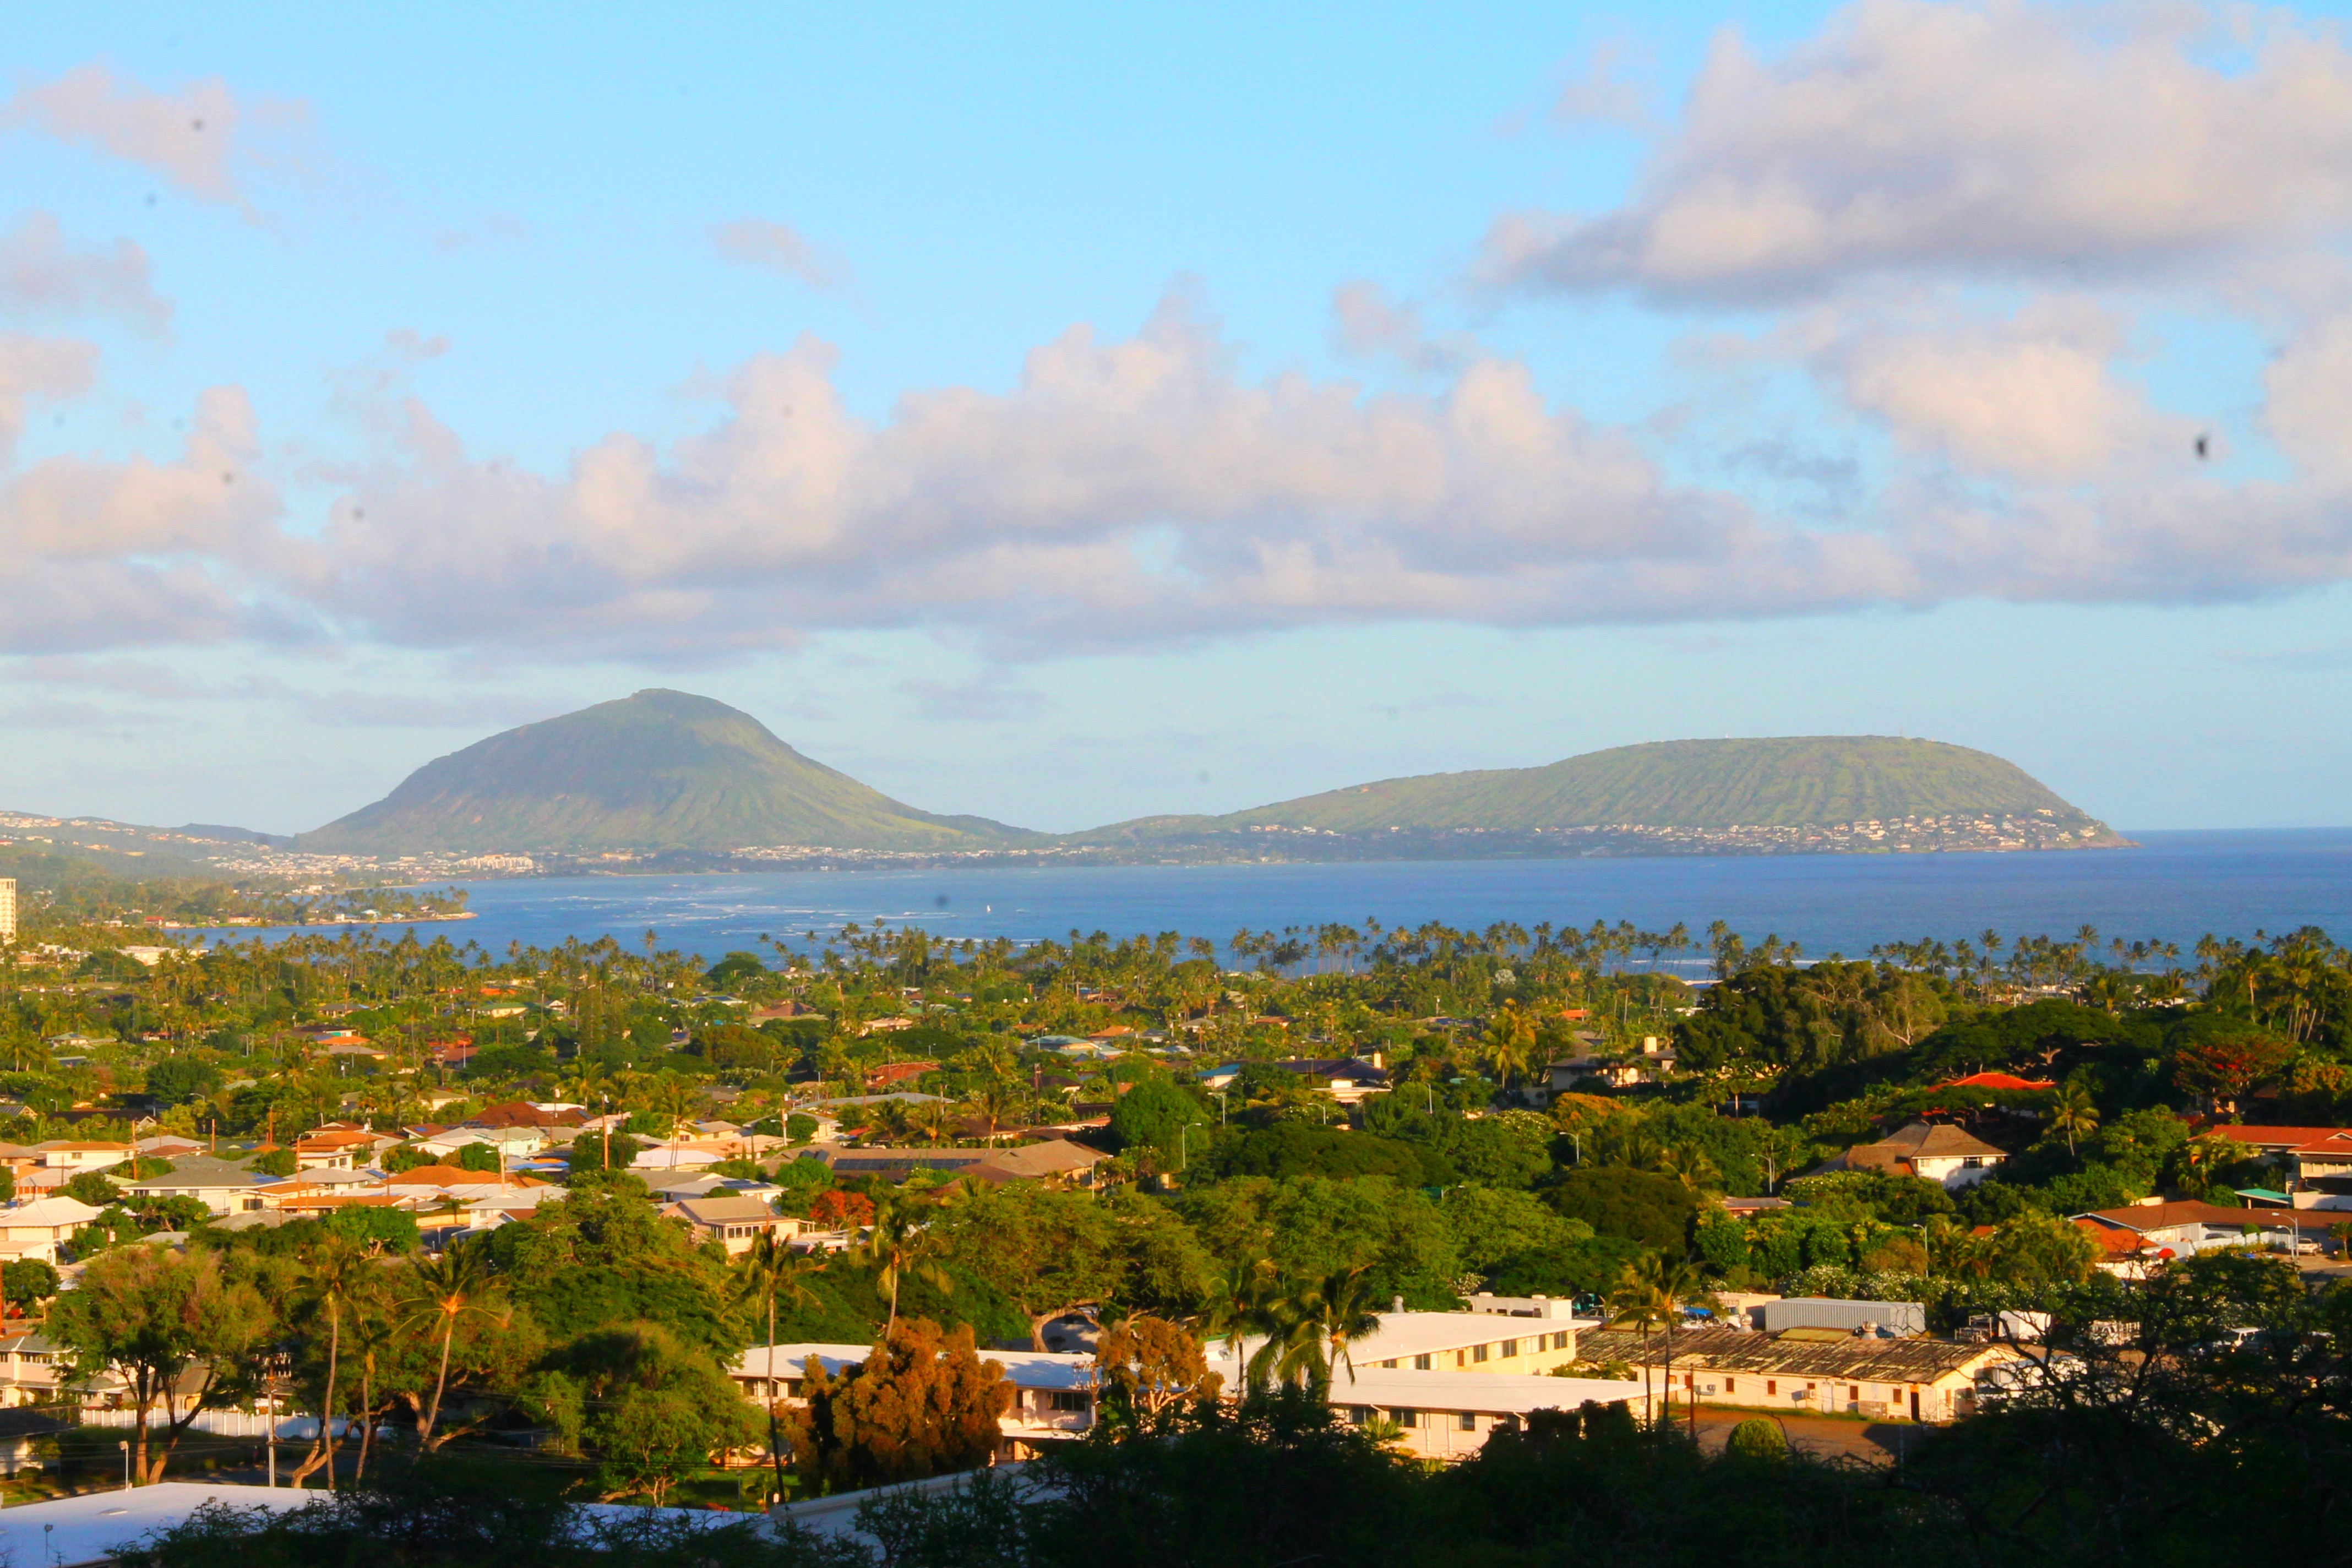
<box><xmin>1577</xmin><ymin>1326</ymin><xmax>2005</xmax><ymax>1382</ymax></box>
<box><xmin>125</xmin><ymin>1157</ymin><xmax>266</xmax><ymax>1191</ymax></box>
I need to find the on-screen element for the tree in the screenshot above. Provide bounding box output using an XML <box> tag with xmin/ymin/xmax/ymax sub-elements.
<box><xmin>786</xmin><ymin>1317</ymin><xmax>1011</xmax><ymax>1493</ymax></box>
<box><xmin>2169</xmin><ymin>1027</ymin><xmax>2293</xmax><ymax>1110</ymax></box>
<box><xmin>731</xmin><ymin>1233</ymin><xmax>823</xmax><ymax>1494</ymax></box>
<box><xmin>2</xmin><ymin>1258</ymin><xmax>58</xmax><ymax>1314</ymax></box>
<box><xmin>397</xmin><ymin>1241</ymin><xmax>505</xmax><ymax>1451</ymax></box>
<box><xmin>251</xmin><ymin>1148</ymin><xmax>299</xmax><ymax>1178</ymax></box>
<box><xmin>938</xmin><ymin>1186</ymin><xmax>1125</xmax><ymax>1351</ymax></box>
<box><xmin>1480</xmin><ymin>1004</ymin><xmax>1538</xmax><ymax>1093</ymax></box>
<box><xmin>64</xmin><ymin>1170</ymin><xmax>124</xmax><ymax>1207</ymax></box>
<box><xmin>858</xmin><ymin>1194</ymin><xmax>953</xmax><ymax>1333</ymax></box>
<box><xmin>2048</xmin><ymin>1080</ymin><xmax>2101</xmax><ymax>1156</ymax></box>
<box><xmin>1607</xmin><ymin>1251</ymin><xmax>1707</xmax><ymax>1432</ymax></box>
<box><xmin>48</xmin><ymin>1246</ymin><xmax>273</xmax><ymax>1484</ymax></box>
<box><xmin>1108</xmin><ymin>1079</ymin><xmax>1207</xmax><ymax>1166</ymax></box>
<box><xmin>1095</xmin><ymin>1313</ymin><xmax>1222</xmax><ymax>1425</ymax></box>
<box><xmin>556</xmin><ymin>1322</ymin><xmax>763</xmax><ymax>1506</ymax></box>
<box><xmin>288</xmin><ymin>1235</ymin><xmax>372</xmax><ymax>1490</ymax></box>
<box><xmin>1725</xmin><ymin>1417</ymin><xmax>1787</xmax><ymax>1462</ymax></box>
<box><xmin>1544</xmin><ymin>1167</ymin><xmax>1700</xmax><ymax>1253</ymax></box>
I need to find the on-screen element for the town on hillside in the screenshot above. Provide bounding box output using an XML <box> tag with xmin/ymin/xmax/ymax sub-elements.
<box><xmin>0</xmin><ymin>893</ymin><xmax>2340</xmax><ymax>1560</ymax></box>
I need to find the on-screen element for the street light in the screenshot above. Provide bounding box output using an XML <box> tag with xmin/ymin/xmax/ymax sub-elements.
<box><xmin>118</xmin><ymin>1438</ymin><xmax>129</xmax><ymax>1489</ymax></box>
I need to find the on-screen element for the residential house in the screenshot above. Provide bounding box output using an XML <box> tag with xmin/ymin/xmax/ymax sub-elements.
<box><xmin>728</xmin><ymin>1342</ymin><xmax>1648</xmax><ymax>1464</ymax></box>
<box><xmin>1544</xmin><ymin>1036</ymin><xmax>1676</xmax><ymax>1094</ymax></box>
<box><xmin>30</xmin><ymin>1141</ymin><xmax>133</xmax><ymax>1173</ymax></box>
<box><xmin>0</xmin><ymin>1197</ymin><xmax>102</xmax><ymax>1263</ymax></box>
<box><xmin>1254</xmin><ymin>1361</ymin><xmax>1651</xmax><ymax>1462</ymax></box>
<box><xmin>660</xmin><ymin>1195</ymin><xmax>806</xmax><ymax>1255</ymax></box>
<box><xmin>2071</xmin><ymin>1200</ymin><xmax>2322</xmax><ymax>1259</ymax></box>
<box><xmin>1812</xmin><ymin>1121</ymin><xmax>2007</xmax><ymax>1190</ymax></box>
<box><xmin>1574</xmin><ymin>1324</ymin><xmax>2018</xmax><ymax>1423</ymax></box>
<box><xmin>121</xmin><ymin>1156</ymin><xmax>271</xmax><ymax>1216</ymax></box>
<box><xmin>1197</xmin><ymin>1058</ymin><xmax>1391</xmax><ymax>1104</ymax></box>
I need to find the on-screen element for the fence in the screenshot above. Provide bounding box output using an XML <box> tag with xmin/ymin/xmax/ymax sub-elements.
<box><xmin>75</xmin><ymin>1407</ymin><xmax>279</xmax><ymax>1438</ymax></box>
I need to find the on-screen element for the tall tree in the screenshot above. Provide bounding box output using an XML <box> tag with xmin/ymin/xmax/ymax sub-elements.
<box><xmin>49</xmin><ymin>1248</ymin><xmax>274</xmax><ymax>1484</ymax></box>
<box><xmin>397</xmin><ymin>1242</ymin><xmax>505</xmax><ymax>1451</ymax></box>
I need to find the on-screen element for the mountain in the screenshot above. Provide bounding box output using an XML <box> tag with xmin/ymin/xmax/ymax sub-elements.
<box><xmin>298</xmin><ymin>690</ymin><xmax>1036</xmax><ymax>855</ymax></box>
<box><xmin>1080</xmin><ymin>737</ymin><xmax>2125</xmax><ymax>851</ymax></box>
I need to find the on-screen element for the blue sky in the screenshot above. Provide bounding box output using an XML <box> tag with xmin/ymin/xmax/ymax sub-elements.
<box><xmin>8</xmin><ymin>0</ymin><xmax>2352</xmax><ymax>835</ymax></box>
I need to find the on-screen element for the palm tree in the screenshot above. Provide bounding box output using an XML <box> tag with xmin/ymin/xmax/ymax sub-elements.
<box><xmin>857</xmin><ymin>1194</ymin><xmax>951</xmax><ymax>1333</ymax></box>
<box><xmin>1294</xmin><ymin>1266</ymin><xmax>1381</xmax><ymax>1396</ymax></box>
<box><xmin>1608</xmin><ymin>1252</ymin><xmax>1705</xmax><ymax>1430</ymax></box>
<box><xmin>1200</xmin><ymin>1255</ymin><xmax>1281</xmax><ymax>1387</ymax></box>
<box><xmin>732</xmin><ymin>1234</ymin><xmax>824</xmax><ymax>1496</ymax></box>
<box><xmin>398</xmin><ymin>1242</ymin><xmax>504</xmax><ymax>1450</ymax></box>
<box><xmin>1479</xmin><ymin>1003</ymin><xmax>1537</xmax><ymax>1094</ymax></box>
<box><xmin>285</xmin><ymin>1234</ymin><xmax>373</xmax><ymax>1489</ymax></box>
<box><xmin>2049</xmin><ymin>1080</ymin><xmax>2100</xmax><ymax>1156</ymax></box>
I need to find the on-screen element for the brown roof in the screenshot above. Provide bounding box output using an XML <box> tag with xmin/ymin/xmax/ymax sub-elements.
<box><xmin>1822</xmin><ymin>1121</ymin><xmax>2005</xmax><ymax>1174</ymax></box>
<box><xmin>2076</xmin><ymin>1201</ymin><xmax>2324</xmax><ymax>1232</ymax></box>
<box><xmin>1577</xmin><ymin>1326</ymin><xmax>2006</xmax><ymax>1382</ymax></box>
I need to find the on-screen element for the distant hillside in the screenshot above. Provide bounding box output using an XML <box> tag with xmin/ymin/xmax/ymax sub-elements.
<box><xmin>299</xmin><ymin>690</ymin><xmax>1037</xmax><ymax>855</ymax></box>
<box><xmin>1081</xmin><ymin>737</ymin><xmax>2124</xmax><ymax>850</ymax></box>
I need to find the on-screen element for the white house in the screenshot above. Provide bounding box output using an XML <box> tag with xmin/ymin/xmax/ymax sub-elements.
<box><xmin>1814</xmin><ymin>1121</ymin><xmax>2006</xmax><ymax>1190</ymax></box>
<box><xmin>0</xmin><ymin>1197</ymin><xmax>102</xmax><ymax>1263</ymax></box>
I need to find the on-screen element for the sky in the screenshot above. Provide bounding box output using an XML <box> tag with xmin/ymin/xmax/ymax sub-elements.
<box><xmin>9</xmin><ymin>0</ymin><xmax>2352</xmax><ymax>836</ymax></box>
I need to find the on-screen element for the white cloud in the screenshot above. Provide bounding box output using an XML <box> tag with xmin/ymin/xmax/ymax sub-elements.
<box><xmin>0</xmin><ymin>213</ymin><xmax>170</xmax><ymax>333</ymax></box>
<box><xmin>1800</xmin><ymin>296</ymin><xmax>2198</xmax><ymax>481</ymax></box>
<box><xmin>1</xmin><ymin>63</ymin><xmax>302</xmax><ymax>210</ymax></box>
<box><xmin>711</xmin><ymin>219</ymin><xmax>855</xmax><ymax>295</ymax></box>
<box><xmin>1329</xmin><ymin>282</ymin><xmax>1473</xmax><ymax>375</ymax></box>
<box><xmin>1483</xmin><ymin>1</ymin><xmax>2352</xmax><ymax>301</ymax></box>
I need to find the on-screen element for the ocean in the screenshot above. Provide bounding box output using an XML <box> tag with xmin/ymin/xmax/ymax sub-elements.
<box><xmin>184</xmin><ymin>828</ymin><xmax>2352</xmax><ymax>966</ymax></box>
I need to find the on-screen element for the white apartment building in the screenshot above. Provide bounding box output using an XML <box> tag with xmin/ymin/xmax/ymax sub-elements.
<box><xmin>0</xmin><ymin>879</ymin><xmax>15</xmax><ymax>943</ymax></box>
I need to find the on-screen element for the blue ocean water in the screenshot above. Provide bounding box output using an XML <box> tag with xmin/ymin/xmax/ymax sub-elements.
<box><xmin>188</xmin><ymin>829</ymin><xmax>2352</xmax><ymax>966</ymax></box>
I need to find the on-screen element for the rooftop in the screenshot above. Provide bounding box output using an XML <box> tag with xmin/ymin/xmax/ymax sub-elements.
<box><xmin>1576</xmin><ymin>1326</ymin><xmax>2008</xmax><ymax>1382</ymax></box>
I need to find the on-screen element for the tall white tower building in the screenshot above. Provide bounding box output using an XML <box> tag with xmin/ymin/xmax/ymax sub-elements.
<box><xmin>0</xmin><ymin>878</ymin><xmax>15</xmax><ymax>941</ymax></box>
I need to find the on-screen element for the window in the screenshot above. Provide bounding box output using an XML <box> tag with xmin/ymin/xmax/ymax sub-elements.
<box><xmin>1347</xmin><ymin>1406</ymin><xmax>1371</xmax><ymax>1425</ymax></box>
<box><xmin>1455</xmin><ymin>1350</ymin><xmax>1466</xmax><ymax>1368</ymax></box>
<box><xmin>1767</xmin><ymin>1380</ymin><xmax>1777</xmax><ymax>1396</ymax></box>
<box><xmin>1472</xmin><ymin>1343</ymin><xmax>1489</xmax><ymax>1363</ymax></box>
<box><xmin>1048</xmin><ymin>1391</ymin><xmax>1091</xmax><ymax>1412</ymax></box>
<box><xmin>1553</xmin><ymin>1331</ymin><xmax>1571</xmax><ymax>1350</ymax></box>
<box><xmin>1392</xmin><ymin>1408</ymin><xmax>1420</xmax><ymax>1428</ymax></box>
<box><xmin>1413</xmin><ymin>1354</ymin><xmax>1430</xmax><ymax>1370</ymax></box>
<box><xmin>1849</xmin><ymin>1386</ymin><xmax>1861</xmax><ymax>1401</ymax></box>
<box><xmin>1963</xmin><ymin>1156</ymin><xmax>1984</xmax><ymax>1168</ymax></box>
<box><xmin>1456</xmin><ymin>1411</ymin><xmax>1477</xmax><ymax>1431</ymax></box>
<box><xmin>1722</xmin><ymin>1378</ymin><xmax>1734</xmax><ymax>1395</ymax></box>
<box><xmin>1500</xmin><ymin>1338</ymin><xmax>1517</xmax><ymax>1358</ymax></box>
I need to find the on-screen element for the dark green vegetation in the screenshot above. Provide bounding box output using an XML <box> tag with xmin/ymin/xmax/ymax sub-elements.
<box><xmin>1090</xmin><ymin>735</ymin><xmax>2119</xmax><ymax>840</ymax></box>
<box><xmin>297</xmin><ymin>689</ymin><xmax>1033</xmax><ymax>854</ymax></box>
<box><xmin>119</xmin><ymin>1286</ymin><xmax>2352</xmax><ymax>1568</ymax></box>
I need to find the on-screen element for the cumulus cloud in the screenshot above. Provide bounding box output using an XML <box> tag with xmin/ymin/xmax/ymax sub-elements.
<box><xmin>712</xmin><ymin>220</ymin><xmax>856</xmax><ymax>295</ymax></box>
<box><xmin>0</xmin><ymin>385</ymin><xmax>293</xmax><ymax>652</ymax></box>
<box><xmin>0</xmin><ymin>213</ymin><xmax>170</xmax><ymax>333</ymax></box>
<box><xmin>1</xmin><ymin>63</ymin><xmax>303</xmax><ymax>209</ymax></box>
<box><xmin>1482</xmin><ymin>0</ymin><xmax>2352</xmax><ymax>301</ymax></box>
<box><xmin>0</xmin><ymin>335</ymin><xmax>99</xmax><ymax>458</ymax></box>
<box><xmin>1792</xmin><ymin>297</ymin><xmax>2198</xmax><ymax>481</ymax></box>
<box><xmin>1330</xmin><ymin>282</ymin><xmax>1473</xmax><ymax>375</ymax></box>
<box><xmin>297</xmin><ymin>292</ymin><xmax>1745</xmax><ymax>659</ymax></box>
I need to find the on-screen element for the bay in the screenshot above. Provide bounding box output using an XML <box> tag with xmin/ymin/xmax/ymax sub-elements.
<box><xmin>181</xmin><ymin>829</ymin><xmax>2352</xmax><ymax>967</ymax></box>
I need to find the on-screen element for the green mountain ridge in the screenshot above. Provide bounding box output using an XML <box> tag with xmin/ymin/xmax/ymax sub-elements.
<box><xmin>297</xmin><ymin>690</ymin><xmax>1036</xmax><ymax>855</ymax></box>
<box><xmin>288</xmin><ymin>696</ymin><xmax>2121</xmax><ymax>859</ymax></box>
<box><xmin>1077</xmin><ymin>737</ymin><xmax>2117</xmax><ymax>841</ymax></box>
